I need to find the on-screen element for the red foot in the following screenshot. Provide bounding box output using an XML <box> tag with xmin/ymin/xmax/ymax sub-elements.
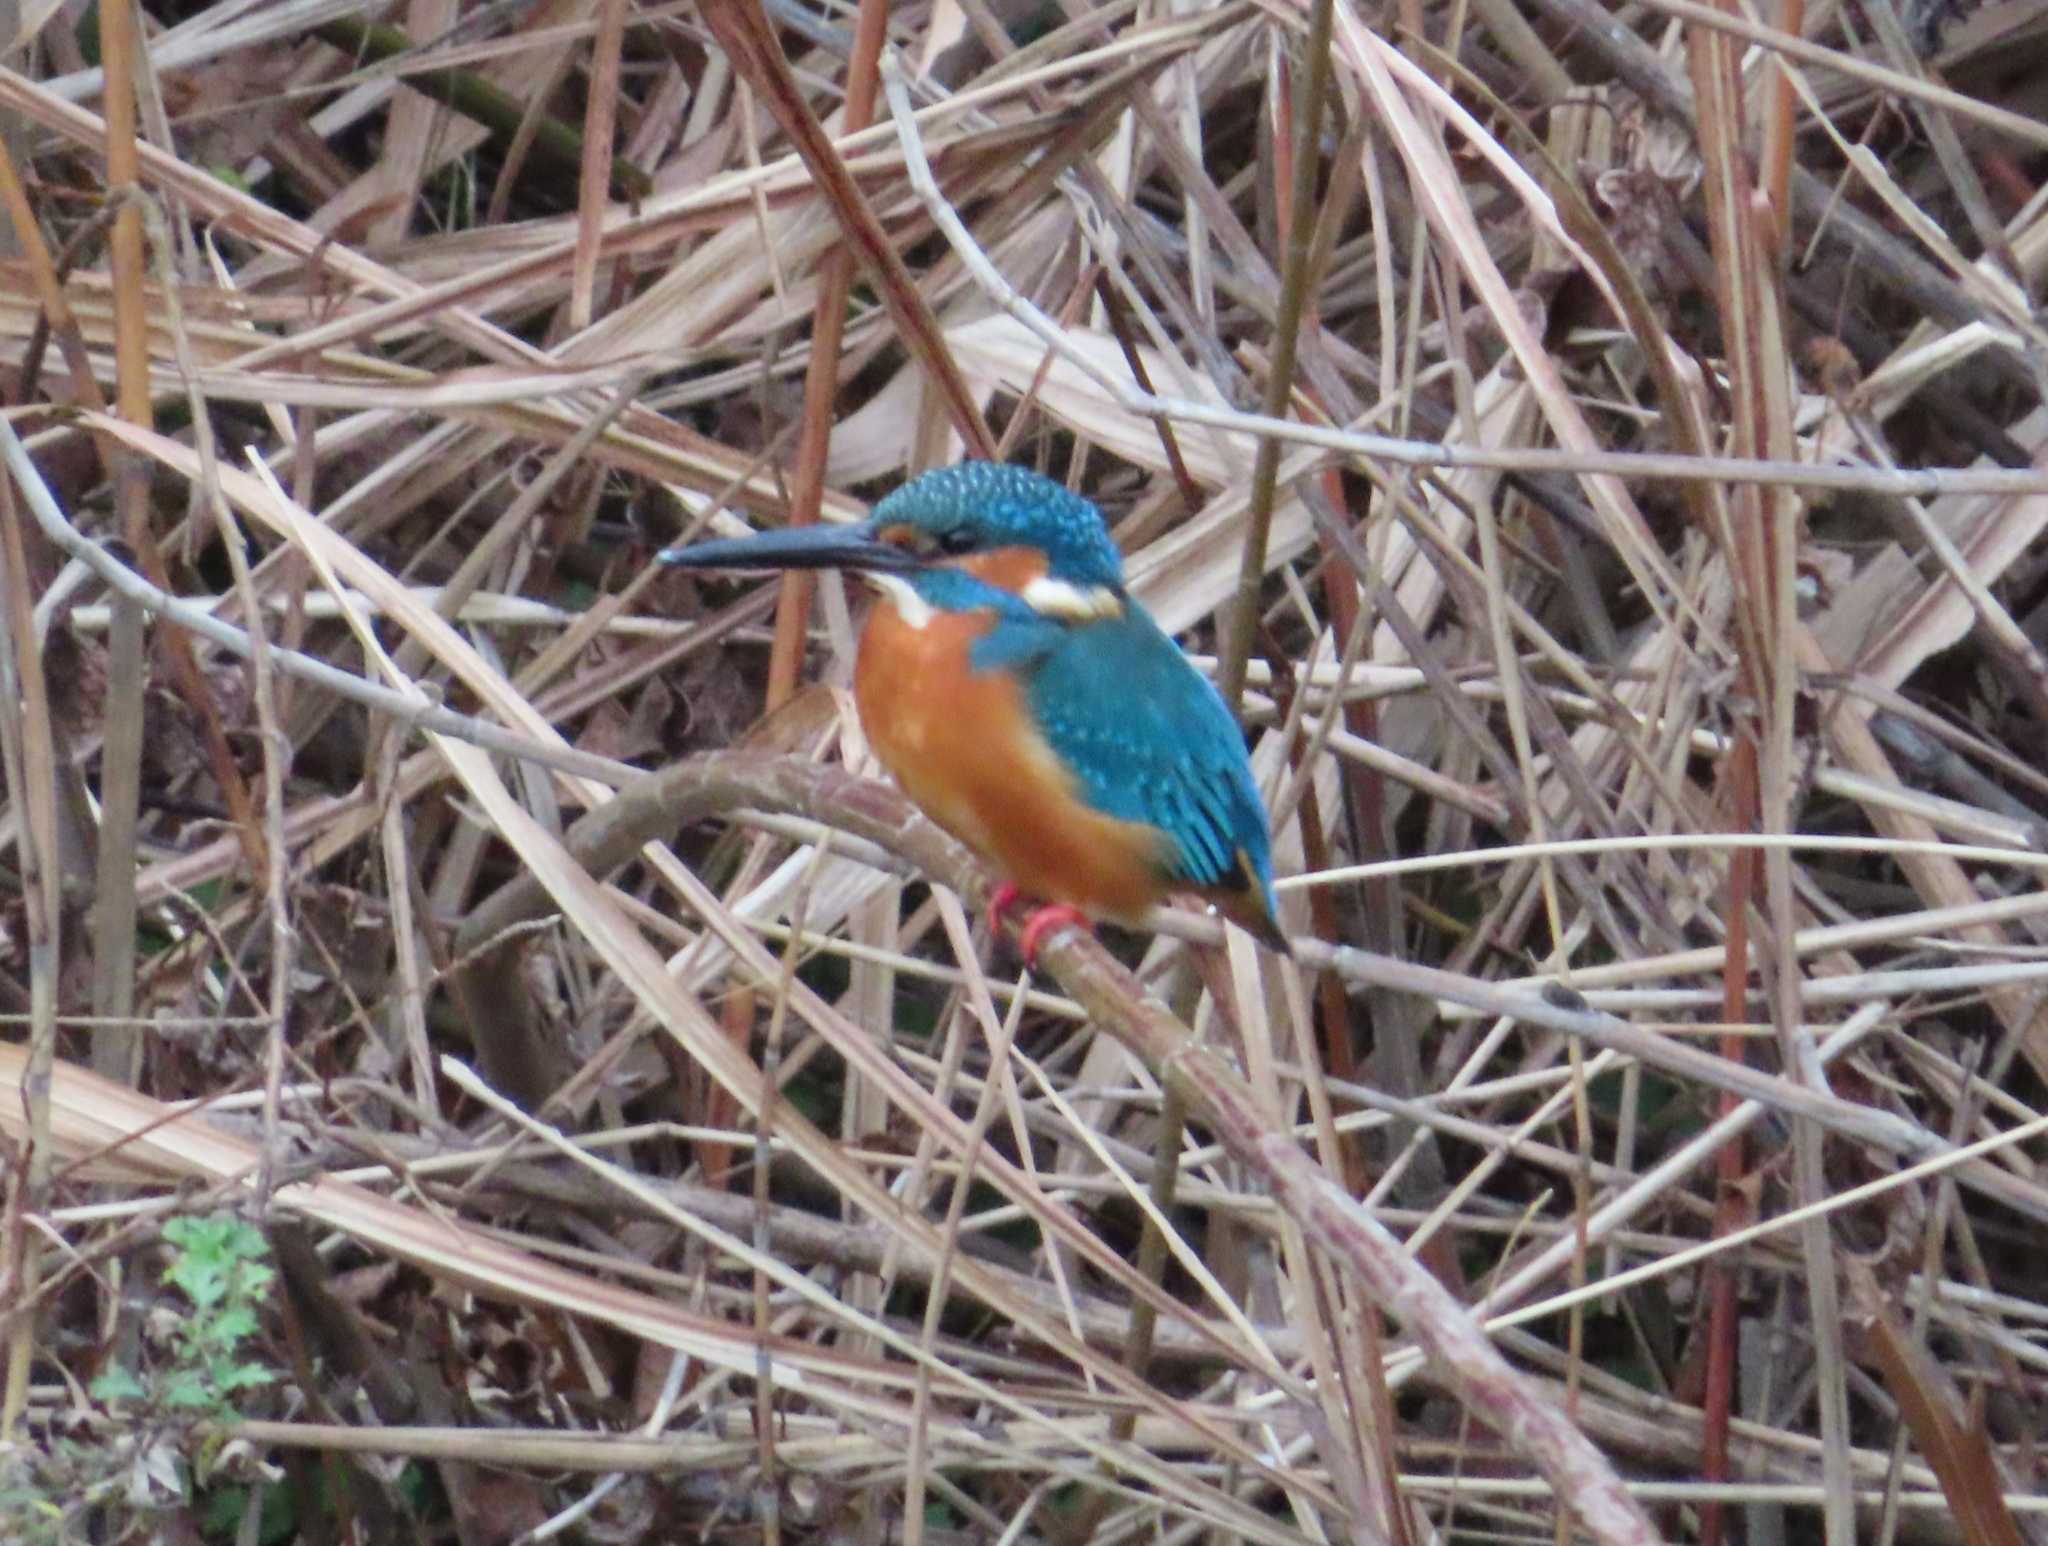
<box><xmin>1016</xmin><ymin>904</ymin><xmax>1092</xmax><ymax>967</ymax></box>
<box><xmin>986</xmin><ymin>881</ymin><xmax>1025</xmax><ymax>938</ymax></box>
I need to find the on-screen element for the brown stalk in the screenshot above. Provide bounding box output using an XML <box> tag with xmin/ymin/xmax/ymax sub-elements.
<box><xmin>715</xmin><ymin>0</ymin><xmax>895</xmax><ymax>1230</ymax></box>
<box><xmin>569</xmin><ymin>0</ymin><xmax>629</xmax><ymax>334</ymax></box>
<box><xmin>1697</xmin><ymin>736</ymin><xmax>1758</xmax><ymax>1546</ymax></box>
<box><xmin>1261</xmin><ymin>627</ymin><xmax>1416</xmax><ymax>1543</ymax></box>
<box><xmin>94</xmin><ymin>5</ymin><xmax>269</xmax><ymax>883</ymax></box>
<box><xmin>1216</xmin><ymin>0</ymin><xmax>1333</xmax><ymax>714</ymax></box>
<box><xmin>1759</xmin><ymin>0</ymin><xmax>1802</xmax><ymax>249</ymax></box>
<box><xmin>1844</xmin><ymin>1257</ymin><xmax>2026</xmax><ymax>1546</ymax></box>
<box><xmin>91</xmin><ymin>9</ymin><xmax>206</xmax><ymax>1003</ymax></box>
<box><xmin>1091</xmin><ymin>270</ymin><xmax>1201</xmax><ymax>514</ymax></box>
<box><xmin>88</xmin><ymin>585</ymin><xmax>145</xmax><ymax>1085</ymax></box>
<box><xmin>1684</xmin><ymin>28</ymin><xmax>1769</xmax><ymax>1543</ymax></box>
<box><xmin>0</xmin><ymin>472</ymin><xmax>59</xmax><ymax>1441</ymax></box>
<box><xmin>764</xmin><ymin>0</ymin><xmax>891</xmax><ymax>712</ymax></box>
<box><xmin>1689</xmin><ymin>4</ymin><xmax>1856</xmax><ymax>1540</ymax></box>
<box><xmin>697</xmin><ymin>0</ymin><xmax>995</xmax><ymax>463</ymax></box>
<box><xmin>99</xmin><ymin>0</ymin><xmax>149</xmax><ymax>478</ymax></box>
<box><xmin>1283</xmin><ymin>470</ymin><xmax>1375</xmax><ymax>1199</ymax></box>
<box><xmin>0</xmin><ymin>137</ymin><xmax>146</xmax><ymax>1087</ymax></box>
<box><xmin>0</xmin><ymin>147</ymin><xmax>112</xmax><ymax>419</ymax></box>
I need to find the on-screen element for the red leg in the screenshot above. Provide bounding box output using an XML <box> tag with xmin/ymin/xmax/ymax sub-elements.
<box><xmin>1016</xmin><ymin>903</ymin><xmax>1092</xmax><ymax>967</ymax></box>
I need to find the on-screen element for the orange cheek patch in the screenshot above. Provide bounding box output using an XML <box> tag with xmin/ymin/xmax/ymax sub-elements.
<box><xmin>959</xmin><ymin>546</ymin><xmax>1047</xmax><ymax>595</ymax></box>
<box><xmin>875</xmin><ymin>523</ymin><xmax>924</xmax><ymax>556</ymax></box>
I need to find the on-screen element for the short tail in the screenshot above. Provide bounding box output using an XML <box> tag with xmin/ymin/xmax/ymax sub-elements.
<box><xmin>1209</xmin><ymin>887</ymin><xmax>1293</xmax><ymax>957</ymax></box>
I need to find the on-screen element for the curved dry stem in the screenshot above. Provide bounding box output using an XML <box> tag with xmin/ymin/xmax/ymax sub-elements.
<box><xmin>450</xmin><ymin>750</ymin><xmax>1660</xmax><ymax>1543</ymax></box>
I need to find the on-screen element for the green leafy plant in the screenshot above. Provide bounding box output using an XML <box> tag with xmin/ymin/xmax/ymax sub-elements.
<box><xmin>98</xmin><ymin>1213</ymin><xmax>279</xmax><ymax>1418</ymax></box>
<box><xmin>0</xmin><ymin>1213</ymin><xmax>280</xmax><ymax>1544</ymax></box>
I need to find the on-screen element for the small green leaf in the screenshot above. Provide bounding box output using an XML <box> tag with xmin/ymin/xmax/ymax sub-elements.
<box><xmin>207</xmin><ymin>1307</ymin><xmax>260</xmax><ymax>1344</ymax></box>
<box><xmin>164</xmin><ymin>1374</ymin><xmax>214</xmax><ymax>1410</ymax></box>
<box><xmin>90</xmin><ymin>1366</ymin><xmax>146</xmax><ymax>1404</ymax></box>
<box><xmin>217</xmin><ymin>1364</ymin><xmax>273</xmax><ymax>1395</ymax></box>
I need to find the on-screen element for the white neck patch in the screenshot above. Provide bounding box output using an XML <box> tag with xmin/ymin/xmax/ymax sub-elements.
<box><xmin>1021</xmin><ymin>575</ymin><xmax>1124</xmax><ymax>622</ymax></box>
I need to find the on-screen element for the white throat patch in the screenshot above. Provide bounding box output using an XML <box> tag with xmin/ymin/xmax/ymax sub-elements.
<box><xmin>868</xmin><ymin>573</ymin><xmax>936</xmax><ymax>630</ymax></box>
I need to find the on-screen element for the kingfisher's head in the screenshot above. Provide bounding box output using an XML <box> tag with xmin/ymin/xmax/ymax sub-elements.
<box><xmin>864</xmin><ymin>464</ymin><xmax>1123</xmax><ymax>589</ymax></box>
<box><xmin>660</xmin><ymin>464</ymin><xmax>1127</xmax><ymax>617</ymax></box>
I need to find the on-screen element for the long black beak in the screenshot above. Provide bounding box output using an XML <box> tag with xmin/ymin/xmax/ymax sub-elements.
<box><xmin>659</xmin><ymin>518</ymin><xmax>920</xmax><ymax>574</ymax></box>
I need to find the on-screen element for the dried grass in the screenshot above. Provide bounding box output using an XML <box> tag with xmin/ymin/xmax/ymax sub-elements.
<box><xmin>2</xmin><ymin>0</ymin><xmax>2047</xmax><ymax>1541</ymax></box>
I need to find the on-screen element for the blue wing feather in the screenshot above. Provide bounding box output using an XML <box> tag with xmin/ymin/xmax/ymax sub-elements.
<box><xmin>969</xmin><ymin>603</ymin><xmax>1278</xmax><ymax>909</ymax></box>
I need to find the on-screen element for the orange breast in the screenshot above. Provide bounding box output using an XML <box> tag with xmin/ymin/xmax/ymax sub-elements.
<box><xmin>853</xmin><ymin>597</ymin><xmax>1168</xmax><ymax>921</ymax></box>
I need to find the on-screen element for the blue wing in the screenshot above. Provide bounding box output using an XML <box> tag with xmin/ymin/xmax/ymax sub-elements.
<box><xmin>971</xmin><ymin>602</ymin><xmax>1278</xmax><ymax>908</ymax></box>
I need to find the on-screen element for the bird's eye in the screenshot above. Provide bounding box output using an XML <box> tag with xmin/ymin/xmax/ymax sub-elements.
<box><xmin>936</xmin><ymin>527</ymin><xmax>979</xmax><ymax>555</ymax></box>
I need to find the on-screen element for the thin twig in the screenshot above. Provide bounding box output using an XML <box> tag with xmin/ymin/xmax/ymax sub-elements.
<box><xmin>0</xmin><ymin>419</ymin><xmax>637</xmax><ymax>787</ymax></box>
<box><xmin>1218</xmin><ymin>0</ymin><xmax>1333</xmax><ymax>711</ymax></box>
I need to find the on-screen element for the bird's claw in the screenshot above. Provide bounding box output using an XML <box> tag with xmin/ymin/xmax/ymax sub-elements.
<box><xmin>1016</xmin><ymin>904</ymin><xmax>1091</xmax><ymax>967</ymax></box>
<box><xmin>986</xmin><ymin>881</ymin><xmax>1024</xmax><ymax>938</ymax></box>
<box><xmin>988</xmin><ymin>884</ymin><xmax>1091</xmax><ymax>963</ymax></box>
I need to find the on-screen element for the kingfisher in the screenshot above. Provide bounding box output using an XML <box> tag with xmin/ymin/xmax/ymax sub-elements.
<box><xmin>661</xmin><ymin>464</ymin><xmax>1289</xmax><ymax>961</ymax></box>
